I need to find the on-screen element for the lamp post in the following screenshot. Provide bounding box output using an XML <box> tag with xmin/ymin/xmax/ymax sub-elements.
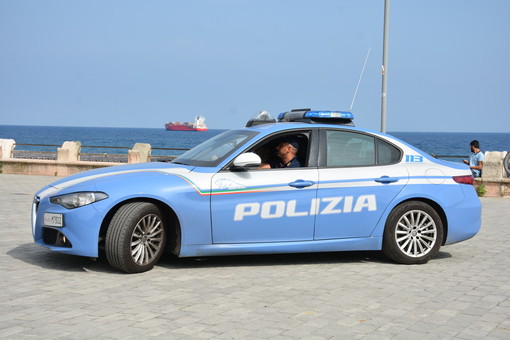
<box><xmin>381</xmin><ymin>0</ymin><xmax>390</xmax><ymax>133</ymax></box>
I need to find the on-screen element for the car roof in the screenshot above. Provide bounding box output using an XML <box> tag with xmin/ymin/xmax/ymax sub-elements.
<box><xmin>243</xmin><ymin>120</ymin><xmax>381</xmax><ymax>137</ymax></box>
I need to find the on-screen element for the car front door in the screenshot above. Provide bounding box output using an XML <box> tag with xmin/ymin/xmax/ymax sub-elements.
<box><xmin>210</xmin><ymin>130</ymin><xmax>319</xmax><ymax>243</ymax></box>
<box><xmin>314</xmin><ymin>129</ymin><xmax>409</xmax><ymax>240</ymax></box>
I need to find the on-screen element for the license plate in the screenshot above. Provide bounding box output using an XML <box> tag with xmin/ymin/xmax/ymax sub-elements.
<box><xmin>44</xmin><ymin>213</ymin><xmax>63</xmax><ymax>227</ymax></box>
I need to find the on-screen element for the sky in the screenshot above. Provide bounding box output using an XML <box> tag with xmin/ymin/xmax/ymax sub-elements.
<box><xmin>1</xmin><ymin>0</ymin><xmax>509</xmax><ymax>132</ymax></box>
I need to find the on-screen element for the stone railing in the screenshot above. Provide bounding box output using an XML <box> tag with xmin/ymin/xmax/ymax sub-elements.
<box><xmin>0</xmin><ymin>139</ymin><xmax>155</xmax><ymax>177</ymax></box>
<box><xmin>475</xmin><ymin>151</ymin><xmax>510</xmax><ymax>197</ymax></box>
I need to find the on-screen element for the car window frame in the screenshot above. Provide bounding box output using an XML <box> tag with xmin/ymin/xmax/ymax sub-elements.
<box><xmin>221</xmin><ymin>128</ymin><xmax>319</xmax><ymax>171</ymax></box>
<box><xmin>318</xmin><ymin>128</ymin><xmax>402</xmax><ymax>168</ymax></box>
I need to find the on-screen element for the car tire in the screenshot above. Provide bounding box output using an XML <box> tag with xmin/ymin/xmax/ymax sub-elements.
<box><xmin>106</xmin><ymin>202</ymin><xmax>167</xmax><ymax>273</ymax></box>
<box><xmin>382</xmin><ymin>201</ymin><xmax>443</xmax><ymax>264</ymax></box>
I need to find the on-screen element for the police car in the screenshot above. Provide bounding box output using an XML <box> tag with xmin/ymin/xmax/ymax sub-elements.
<box><xmin>32</xmin><ymin>109</ymin><xmax>481</xmax><ymax>273</ymax></box>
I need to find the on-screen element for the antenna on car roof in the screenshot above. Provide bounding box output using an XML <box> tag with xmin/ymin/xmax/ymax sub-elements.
<box><xmin>349</xmin><ymin>47</ymin><xmax>371</xmax><ymax>111</ymax></box>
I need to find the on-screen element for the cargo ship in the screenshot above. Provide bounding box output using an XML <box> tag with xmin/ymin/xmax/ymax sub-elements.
<box><xmin>165</xmin><ymin>115</ymin><xmax>208</xmax><ymax>131</ymax></box>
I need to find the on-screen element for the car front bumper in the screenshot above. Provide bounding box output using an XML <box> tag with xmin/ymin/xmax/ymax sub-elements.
<box><xmin>32</xmin><ymin>195</ymin><xmax>104</xmax><ymax>257</ymax></box>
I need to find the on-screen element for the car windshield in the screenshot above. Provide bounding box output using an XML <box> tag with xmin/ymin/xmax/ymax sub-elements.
<box><xmin>172</xmin><ymin>130</ymin><xmax>258</xmax><ymax>167</ymax></box>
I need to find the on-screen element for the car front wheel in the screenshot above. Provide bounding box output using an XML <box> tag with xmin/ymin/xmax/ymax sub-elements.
<box><xmin>106</xmin><ymin>202</ymin><xmax>167</xmax><ymax>273</ymax></box>
<box><xmin>383</xmin><ymin>201</ymin><xmax>443</xmax><ymax>264</ymax></box>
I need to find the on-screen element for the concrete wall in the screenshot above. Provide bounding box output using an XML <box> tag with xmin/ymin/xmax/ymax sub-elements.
<box><xmin>475</xmin><ymin>151</ymin><xmax>510</xmax><ymax>197</ymax></box>
<box><xmin>0</xmin><ymin>139</ymin><xmax>151</xmax><ymax>176</ymax></box>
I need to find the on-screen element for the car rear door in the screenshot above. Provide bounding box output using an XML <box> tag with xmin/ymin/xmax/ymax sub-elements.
<box><xmin>314</xmin><ymin>129</ymin><xmax>409</xmax><ymax>240</ymax></box>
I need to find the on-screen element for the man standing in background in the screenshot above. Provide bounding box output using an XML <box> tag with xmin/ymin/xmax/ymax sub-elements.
<box><xmin>464</xmin><ymin>140</ymin><xmax>484</xmax><ymax>177</ymax></box>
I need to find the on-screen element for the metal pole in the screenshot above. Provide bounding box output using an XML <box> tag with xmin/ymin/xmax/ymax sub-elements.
<box><xmin>381</xmin><ymin>0</ymin><xmax>390</xmax><ymax>133</ymax></box>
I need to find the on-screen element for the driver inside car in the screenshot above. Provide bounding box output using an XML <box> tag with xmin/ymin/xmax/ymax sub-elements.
<box><xmin>259</xmin><ymin>138</ymin><xmax>301</xmax><ymax>169</ymax></box>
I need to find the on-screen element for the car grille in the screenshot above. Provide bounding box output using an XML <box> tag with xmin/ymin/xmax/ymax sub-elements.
<box><xmin>42</xmin><ymin>227</ymin><xmax>72</xmax><ymax>248</ymax></box>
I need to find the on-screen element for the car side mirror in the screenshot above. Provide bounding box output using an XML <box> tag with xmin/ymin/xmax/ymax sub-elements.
<box><xmin>231</xmin><ymin>152</ymin><xmax>261</xmax><ymax>170</ymax></box>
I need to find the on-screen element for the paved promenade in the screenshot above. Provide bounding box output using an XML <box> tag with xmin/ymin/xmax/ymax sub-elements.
<box><xmin>1</xmin><ymin>173</ymin><xmax>509</xmax><ymax>339</ymax></box>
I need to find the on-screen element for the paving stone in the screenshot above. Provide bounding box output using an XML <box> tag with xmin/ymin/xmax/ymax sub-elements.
<box><xmin>1</xmin><ymin>174</ymin><xmax>510</xmax><ymax>339</ymax></box>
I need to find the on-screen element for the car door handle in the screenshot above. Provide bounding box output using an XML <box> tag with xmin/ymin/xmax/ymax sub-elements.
<box><xmin>375</xmin><ymin>176</ymin><xmax>399</xmax><ymax>184</ymax></box>
<box><xmin>289</xmin><ymin>179</ymin><xmax>316</xmax><ymax>188</ymax></box>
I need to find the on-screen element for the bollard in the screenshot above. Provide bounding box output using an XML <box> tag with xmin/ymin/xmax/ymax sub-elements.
<box><xmin>57</xmin><ymin>141</ymin><xmax>81</xmax><ymax>162</ymax></box>
<box><xmin>128</xmin><ymin>143</ymin><xmax>151</xmax><ymax>163</ymax></box>
<box><xmin>482</xmin><ymin>151</ymin><xmax>508</xmax><ymax>180</ymax></box>
<box><xmin>0</xmin><ymin>139</ymin><xmax>16</xmax><ymax>160</ymax></box>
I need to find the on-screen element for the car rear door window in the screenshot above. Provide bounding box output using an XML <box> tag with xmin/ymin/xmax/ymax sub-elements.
<box><xmin>323</xmin><ymin>130</ymin><xmax>401</xmax><ymax>167</ymax></box>
<box><xmin>325</xmin><ymin>130</ymin><xmax>376</xmax><ymax>167</ymax></box>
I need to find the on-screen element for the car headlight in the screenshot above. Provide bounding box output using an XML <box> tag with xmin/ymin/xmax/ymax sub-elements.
<box><xmin>50</xmin><ymin>192</ymin><xmax>109</xmax><ymax>209</ymax></box>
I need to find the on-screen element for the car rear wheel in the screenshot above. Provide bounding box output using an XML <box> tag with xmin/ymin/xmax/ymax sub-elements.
<box><xmin>106</xmin><ymin>202</ymin><xmax>166</xmax><ymax>273</ymax></box>
<box><xmin>383</xmin><ymin>201</ymin><xmax>443</xmax><ymax>264</ymax></box>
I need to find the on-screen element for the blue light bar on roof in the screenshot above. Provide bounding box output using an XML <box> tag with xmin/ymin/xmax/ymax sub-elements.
<box><xmin>305</xmin><ymin>111</ymin><xmax>354</xmax><ymax>119</ymax></box>
<box><xmin>276</xmin><ymin>109</ymin><xmax>355</xmax><ymax>125</ymax></box>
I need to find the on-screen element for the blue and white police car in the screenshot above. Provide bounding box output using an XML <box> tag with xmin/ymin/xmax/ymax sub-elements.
<box><xmin>32</xmin><ymin>109</ymin><xmax>481</xmax><ymax>273</ymax></box>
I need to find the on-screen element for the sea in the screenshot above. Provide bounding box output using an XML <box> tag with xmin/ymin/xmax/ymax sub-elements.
<box><xmin>0</xmin><ymin>125</ymin><xmax>509</xmax><ymax>162</ymax></box>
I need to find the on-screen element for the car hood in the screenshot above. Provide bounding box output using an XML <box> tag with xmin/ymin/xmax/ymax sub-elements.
<box><xmin>36</xmin><ymin>162</ymin><xmax>194</xmax><ymax>199</ymax></box>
